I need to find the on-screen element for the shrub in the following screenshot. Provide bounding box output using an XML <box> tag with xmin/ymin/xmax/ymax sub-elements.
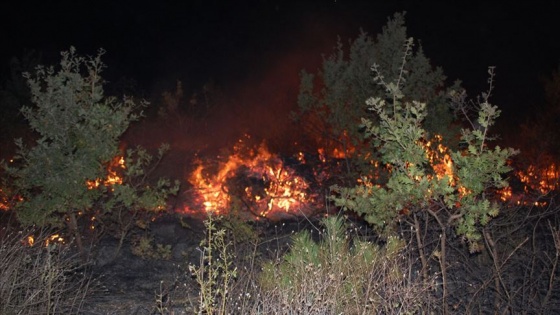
<box><xmin>293</xmin><ymin>12</ymin><xmax>460</xmax><ymax>178</ymax></box>
<box><xmin>1</xmin><ymin>47</ymin><xmax>178</xmax><ymax>255</ymax></box>
<box><xmin>189</xmin><ymin>214</ymin><xmax>238</xmax><ymax>315</ymax></box>
<box><xmin>131</xmin><ymin>234</ymin><xmax>172</xmax><ymax>260</ymax></box>
<box><xmin>330</xmin><ymin>31</ymin><xmax>517</xmax><ymax>312</ymax></box>
<box><xmin>257</xmin><ymin>216</ymin><xmax>433</xmax><ymax>314</ymax></box>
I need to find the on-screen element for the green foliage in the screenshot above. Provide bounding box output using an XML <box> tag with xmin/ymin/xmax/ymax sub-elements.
<box><xmin>219</xmin><ymin>213</ymin><xmax>259</xmax><ymax>245</ymax></box>
<box><xmin>293</xmin><ymin>12</ymin><xmax>458</xmax><ymax>174</ymax></box>
<box><xmin>259</xmin><ymin>216</ymin><xmax>430</xmax><ymax>314</ymax></box>
<box><xmin>331</xmin><ymin>46</ymin><xmax>518</xmax><ymax>250</ymax></box>
<box><xmin>96</xmin><ymin>144</ymin><xmax>179</xmax><ymax>236</ymax></box>
<box><xmin>1</xmin><ymin>47</ymin><xmax>178</xmax><ymax>238</ymax></box>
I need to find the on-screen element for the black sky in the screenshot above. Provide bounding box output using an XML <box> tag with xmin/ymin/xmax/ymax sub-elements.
<box><xmin>1</xmin><ymin>1</ymin><xmax>559</xmax><ymax>129</ymax></box>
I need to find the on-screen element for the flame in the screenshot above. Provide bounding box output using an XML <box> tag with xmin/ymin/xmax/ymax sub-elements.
<box><xmin>516</xmin><ymin>163</ymin><xmax>559</xmax><ymax>195</ymax></box>
<box><xmin>25</xmin><ymin>234</ymin><xmax>65</xmax><ymax>247</ymax></box>
<box><xmin>0</xmin><ymin>188</ymin><xmax>11</xmax><ymax>211</ymax></box>
<box><xmin>498</xmin><ymin>186</ymin><xmax>512</xmax><ymax>202</ymax></box>
<box><xmin>315</xmin><ymin>130</ymin><xmax>356</xmax><ymax>161</ymax></box>
<box><xmin>183</xmin><ymin>135</ymin><xmax>314</xmax><ymax>218</ymax></box>
<box><xmin>0</xmin><ymin>188</ymin><xmax>23</xmax><ymax>212</ymax></box>
<box><xmin>356</xmin><ymin>134</ymin><xmax>470</xmax><ymax>204</ymax></box>
<box><xmin>86</xmin><ymin>155</ymin><xmax>125</xmax><ymax>189</ymax></box>
<box><xmin>496</xmin><ymin>162</ymin><xmax>559</xmax><ymax>207</ymax></box>
<box><xmin>421</xmin><ymin>135</ymin><xmax>455</xmax><ymax>184</ymax></box>
<box><xmin>26</xmin><ymin>235</ymin><xmax>34</xmax><ymax>246</ymax></box>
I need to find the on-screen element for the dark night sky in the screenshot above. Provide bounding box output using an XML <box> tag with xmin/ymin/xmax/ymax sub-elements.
<box><xmin>1</xmin><ymin>1</ymin><xmax>559</xmax><ymax>133</ymax></box>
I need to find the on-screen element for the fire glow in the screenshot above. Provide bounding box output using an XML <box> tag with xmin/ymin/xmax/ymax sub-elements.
<box><xmin>498</xmin><ymin>162</ymin><xmax>559</xmax><ymax>207</ymax></box>
<box><xmin>517</xmin><ymin>163</ymin><xmax>559</xmax><ymax>195</ymax></box>
<box><xmin>86</xmin><ymin>155</ymin><xmax>125</xmax><ymax>190</ymax></box>
<box><xmin>182</xmin><ymin>135</ymin><xmax>314</xmax><ymax>219</ymax></box>
<box><xmin>26</xmin><ymin>233</ymin><xmax>65</xmax><ymax>247</ymax></box>
<box><xmin>422</xmin><ymin>135</ymin><xmax>455</xmax><ymax>185</ymax></box>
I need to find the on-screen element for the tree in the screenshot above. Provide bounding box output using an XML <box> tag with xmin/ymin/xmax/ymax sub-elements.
<box><xmin>2</xmin><ymin>47</ymin><xmax>178</xmax><ymax>256</ymax></box>
<box><xmin>293</xmin><ymin>12</ymin><xmax>459</xmax><ymax>178</ymax></box>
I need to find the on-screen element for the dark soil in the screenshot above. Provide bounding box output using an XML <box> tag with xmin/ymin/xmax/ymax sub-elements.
<box><xmin>79</xmin><ymin>213</ymin><xmax>323</xmax><ymax>315</ymax></box>
<box><xmin>72</xmin><ymin>202</ymin><xmax>560</xmax><ymax>314</ymax></box>
<box><xmin>80</xmin><ymin>215</ymin><xmax>206</xmax><ymax>314</ymax></box>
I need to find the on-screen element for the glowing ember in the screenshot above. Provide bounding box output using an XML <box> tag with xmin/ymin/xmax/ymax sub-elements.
<box><xmin>516</xmin><ymin>163</ymin><xmax>559</xmax><ymax>195</ymax></box>
<box><xmin>498</xmin><ymin>186</ymin><xmax>512</xmax><ymax>203</ymax></box>
<box><xmin>0</xmin><ymin>188</ymin><xmax>10</xmax><ymax>211</ymax></box>
<box><xmin>183</xmin><ymin>136</ymin><xmax>314</xmax><ymax>218</ymax></box>
<box><xmin>496</xmin><ymin>162</ymin><xmax>559</xmax><ymax>207</ymax></box>
<box><xmin>0</xmin><ymin>188</ymin><xmax>23</xmax><ymax>211</ymax></box>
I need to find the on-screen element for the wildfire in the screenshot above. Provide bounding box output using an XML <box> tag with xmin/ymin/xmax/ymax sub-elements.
<box><xmin>184</xmin><ymin>136</ymin><xmax>314</xmax><ymax>219</ymax></box>
<box><xmin>420</xmin><ymin>136</ymin><xmax>560</xmax><ymax>206</ymax></box>
<box><xmin>495</xmin><ymin>162</ymin><xmax>559</xmax><ymax>207</ymax></box>
<box><xmin>0</xmin><ymin>188</ymin><xmax>10</xmax><ymax>211</ymax></box>
<box><xmin>423</xmin><ymin>135</ymin><xmax>455</xmax><ymax>185</ymax></box>
<box><xmin>86</xmin><ymin>155</ymin><xmax>125</xmax><ymax>189</ymax></box>
<box><xmin>516</xmin><ymin>163</ymin><xmax>559</xmax><ymax>195</ymax></box>
<box><xmin>26</xmin><ymin>233</ymin><xmax>65</xmax><ymax>247</ymax></box>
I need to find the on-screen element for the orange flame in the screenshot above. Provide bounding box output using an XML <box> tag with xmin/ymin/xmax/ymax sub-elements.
<box><xmin>516</xmin><ymin>163</ymin><xmax>559</xmax><ymax>195</ymax></box>
<box><xmin>183</xmin><ymin>136</ymin><xmax>314</xmax><ymax>218</ymax></box>
<box><xmin>26</xmin><ymin>234</ymin><xmax>65</xmax><ymax>247</ymax></box>
<box><xmin>86</xmin><ymin>155</ymin><xmax>125</xmax><ymax>190</ymax></box>
<box><xmin>422</xmin><ymin>135</ymin><xmax>455</xmax><ymax>184</ymax></box>
<box><xmin>496</xmin><ymin>162</ymin><xmax>559</xmax><ymax>207</ymax></box>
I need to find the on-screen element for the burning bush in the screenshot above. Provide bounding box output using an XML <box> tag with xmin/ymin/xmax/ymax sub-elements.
<box><xmin>331</xmin><ymin>39</ymin><xmax>517</xmax><ymax>313</ymax></box>
<box><xmin>1</xmin><ymin>47</ymin><xmax>179</xmax><ymax>256</ymax></box>
<box><xmin>293</xmin><ymin>12</ymin><xmax>460</xmax><ymax>180</ymax></box>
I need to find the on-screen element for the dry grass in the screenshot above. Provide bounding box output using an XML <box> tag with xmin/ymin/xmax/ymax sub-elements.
<box><xmin>186</xmin><ymin>215</ymin><xmax>435</xmax><ymax>314</ymax></box>
<box><xmin>0</xmin><ymin>226</ymin><xmax>92</xmax><ymax>315</ymax></box>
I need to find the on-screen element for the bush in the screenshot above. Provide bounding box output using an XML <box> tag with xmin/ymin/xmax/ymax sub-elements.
<box><xmin>257</xmin><ymin>216</ymin><xmax>433</xmax><ymax>314</ymax></box>
<box><xmin>189</xmin><ymin>214</ymin><xmax>238</xmax><ymax>315</ymax></box>
<box><xmin>1</xmin><ymin>47</ymin><xmax>179</xmax><ymax>255</ymax></box>
<box><xmin>329</xmin><ymin>21</ymin><xmax>517</xmax><ymax>313</ymax></box>
<box><xmin>293</xmin><ymin>12</ymin><xmax>459</xmax><ymax>178</ymax></box>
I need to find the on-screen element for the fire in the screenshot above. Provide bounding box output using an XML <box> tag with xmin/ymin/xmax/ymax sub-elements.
<box><xmin>86</xmin><ymin>155</ymin><xmax>125</xmax><ymax>189</ymax></box>
<box><xmin>26</xmin><ymin>233</ymin><xmax>65</xmax><ymax>247</ymax></box>
<box><xmin>516</xmin><ymin>163</ymin><xmax>559</xmax><ymax>195</ymax></box>
<box><xmin>0</xmin><ymin>188</ymin><xmax>10</xmax><ymax>211</ymax></box>
<box><xmin>315</xmin><ymin>130</ymin><xmax>357</xmax><ymax>161</ymax></box>
<box><xmin>498</xmin><ymin>186</ymin><xmax>512</xmax><ymax>202</ymax></box>
<box><xmin>184</xmin><ymin>136</ymin><xmax>314</xmax><ymax>219</ymax></box>
<box><xmin>423</xmin><ymin>135</ymin><xmax>455</xmax><ymax>184</ymax></box>
<box><xmin>496</xmin><ymin>162</ymin><xmax>559</xmax><ymax>207</ymax></box>
<box><xmin>356</xmin><ymin>134</ymin><xmax>471</xmax><ymax>203</ymax></box>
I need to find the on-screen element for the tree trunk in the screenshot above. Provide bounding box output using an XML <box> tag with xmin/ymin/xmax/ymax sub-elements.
<box><xmin>67</xmin><ymin>211</ymin><xmax>85</xmax><ymax>262</ymax></box>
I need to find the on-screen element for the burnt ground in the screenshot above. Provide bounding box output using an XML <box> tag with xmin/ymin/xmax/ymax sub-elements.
<box><xmin>80</xmin><ymin>215</ymin><xmax>205</xmax><ymax>314</ymax></box>
<box><xmin>76</xmin><ymin>201</ymin><xmax>560</xmax><ymax>314</ymax></box>
<box><xmin>79</xmin><ymin>213</ymin><xmax>324</xmax><ymax>315</ymax></box>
